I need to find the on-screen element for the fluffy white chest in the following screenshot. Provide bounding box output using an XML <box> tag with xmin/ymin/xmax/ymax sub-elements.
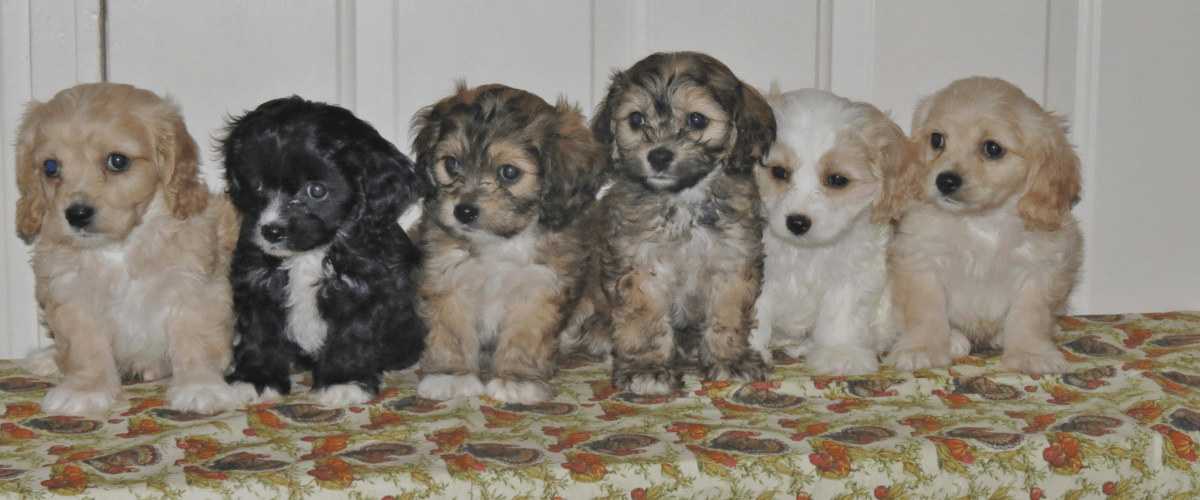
<box><xmin>448</xmin><ymin>227</ymin><xmax>557</xmax><ymax>342</ymax></box>
<box><xmin>282</xmin><ymin>248</ymin><xmax>329</xmax><ymax>355</ymax></box>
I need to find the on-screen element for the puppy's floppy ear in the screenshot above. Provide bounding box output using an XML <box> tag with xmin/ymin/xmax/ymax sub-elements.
<box><xmin>591</xmin><ymin>70</ymin><xmax>627</xmax><ymax>160</ymax></box>
<box><xmin>155</xmin><ymin>105</ymin><xmax>208</xmax><ymax>219</ymax></box>
<box><xmin>858</xmin><ymin>104</ymin><xmax>922</xmax><ymax>223</ymax></box>
<box><xmin>728</xmin><ymin>83</ymin><xmax>776</xmax><ymax>174</ymax></box>
<box><xmin>353</xmin><ymin>139</ymin><xmax>429</xmax><ymax>227</ymax></box>
<box><xmin>1018</xmin><ymin>113</ymin><xmax>1081</xmax><ymax>231</ymax></box>
<box><xmin>15</xmin><ymin>100</ymin><xmax>50</xmax><ymax>243</ymax></box>
<box><xmin>411</xmin><ymin>87</ymin><xmax>462</xmax><ymax>195</ymax></box>
<box><xmin>539</xmin><ymin>101</ymin><xmax>607</xmax><ymax>230</ymax></box>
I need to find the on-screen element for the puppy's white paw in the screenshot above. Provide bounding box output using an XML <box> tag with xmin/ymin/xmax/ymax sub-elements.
<box><xmin>168</xmin><ymin>382</ymin><xmax>240</xmax><ymax>414</ymax></box>
<box><xmin>312</xmin><ymin>384</ymin><xmax>373</xmax><ymax>408</ymax></box>
<box><xmin>20</xmin><ymin>347</ymin><xmax>61</xmax><ymax>378</ymax></box>
<box><xmin>1003</xmin><ymin>349</ymin><xmax>1068</xmax><ymax>374</ymax></box>
<box><xmin>485</xmin><ymin>379</ymin><xmax>555</xmax><ymax>404</ymax></box>
<box><xmin>417</xmin><ymin>374</ymin><xmax>485</xmax><ymax>400</ymax></box>
<box><xmin>890</xmin><ymin>345</ymin><xmax>954</xmax><ymax>371</ymax></box>
<box><xmin>629</xmin><ymin>374</ymin><xmax>675</xmax><ymax>396</ymax></box>
<box><xmin>784</xmin><ymin>340</ymin><xmax>814</xmax><ymax>360</ymax></box>
<box><xmin>231</xmin><ymin>382</ymin><xmax>283</xmax><ymax>405</ymax></box>
<box><xmin>748</xmin><ymin>328</ymin><xmax>773</xmax><ymax>365</ymax></box>
<box><xmin>42</xmin><ymin>386</ymin><xmax>117</xmax><ymax>415</ymax></box>
<box><xmin>807</xmin><ymin>345</ymin><xmax>879</xmax><ymax>376</ymax></box>
<box><xmin>949</xmin><ymin>329</ymin><xmax>971</xmax><ymax>359</ymax></box>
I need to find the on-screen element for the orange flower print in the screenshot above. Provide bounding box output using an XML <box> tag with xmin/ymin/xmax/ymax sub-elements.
<box><xmin>1046</xmin><ymin>386</ymin><xmax>1083</xmax><ymax>405</ymax></box>
<box><xmin>780</xmin><ymin>420</ymin><xmax>829</xmax><ymax>441</ymax></box>
<box><xmin>1152</xmin><ymin>424</ymin><xmax>1197</xmax><ymax>462</ymax></box>
<box><xmin>0</xmin><ymin>422</ymin><xmax>36</xmax><ymax>441</ymax></box>
<box><xmin>41</xmin><ymin>465</ymin><xmax>88</xmax><ymax>494</ymax></box>
<box><xmin>585</xmin><ymin>380</ymin><xmax>620</xmax><ymax>401</ymax></box>
<box><xmin>3</xmin><ymin>402</ymin><xmax>39</xmax><ymax>420</ymax></box>
<box><xmin>361</xmin><ymin>410</ymin><xmax>405</xmax><ymax>431</ymax></box>
<box><xmin>1125</xmin><ymin>400</ymin><xmax>1164</xmax><ymax>424</ymax></box>
<box><xmin>686</xmin><ymin>445</ymin><xmax>737</xmax><ymax>468</ymax></box>
<box><xmin>826</xmin><ymin>398</ymin><xmax>867</xmax><ymax>414</ymax></box>
<box><xmin>665</xmin><ymin>422</ymin><xmax>711</xmax><ymax>443</ymax></box>
<box><xmin>120</xmin><ymin>398</ymin><xmax>165</xmax><ymax>417</ymax></box>
<box><xmin>695</xmin><ymin>380</ymin><xmax>734</xmax><ymax>397</ymax></box>
<box><xmin>543</xmin><ymin>426</ymin><xmax>592</xmax><ymax>452</ymax></box>
<box><xmin>711</xmin><ymin>398</ymin><xmax>757</xmax><ymax>419</ymax></box>
<box><xmin>116</xmin><ymin>417</ymin><xmax>163</xmax><ymax>438</ymax></box>
<box><xmin>442</xmin><ymin>453</ymin><xmax>486</xmax><ymax>472</ymax></box>
<box><xmin>1123</xmin><ymin>328</ymin><xmax>1152</xmax><ymax>349</ymax></box>
<box><xmin>561</xmin><ymin>452</ymin><xmax>607</xmax><ymax>482</ymax></box>
<box><xmin>243</xmin><ymin>408</ymin><xmax>286</xmax><ymax>436</ymax></box>
<box><xmin>301</xmin><ymin>434</ymin><xmax>350</xmax><ymax>460</ymax></box>
<box><xmin>308</xmin><ymin>456</ymin><xmax>355</xmax><ymax>489</ymax></box>
<box><xmin>596</xmin><ymin>402</ymin><xmax>637</xmax><ymax>421</ymax></box>
<box><xmin>926</xmin><ymin>436</ymin><xmax>975</xmax><ymax>465</ymax></box>
<box><xmin>427</xmin><ymin>426</ymin><xmax>468</xmax><ymax>454</ymax></box>
<box><xmin>808</xmin><ymin>440</ymin><xmax>851</xmax><ymax>478</ymax></box>
<box><xmin>48</xmin><ymin>445</ymin><xmax>102</xmax><ymax>465</ymax></box>
<box><xmin>898</xmin><ymin>415</ymin><xmax>941</xmax><ymax>434</ymax></box>
<box><xmin>183</xmin><ymin>465</ymin><xmax>228</xmax><ymax>481</ymax></box>
<box><xmin>1043</xmin><ymin>432</ymin><xmax>1085</xmax><ymax>474</ymax></box>
<box><xmin>480</xmin><ymin>405</ymin><xmax>524</xmax><ymax>428</ymax></box>
<box><xmin>175</xmin><ymin>436</ymin><xmax>221</xmax><ymax>465</ymax></box>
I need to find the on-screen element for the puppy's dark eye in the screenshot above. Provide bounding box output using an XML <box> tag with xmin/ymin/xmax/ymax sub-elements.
<box><xmin>498</xmin><ymin>164</ymin><xmax>522</xmax><ymax>183</ymax></box>
<box><xmin>106</xmin><ymin>153</ymin><xmax>130</xmax><ymax>172</ymax></box>
<box><xmin>308</xmin><ymin>183</ymin><xmax>327</xmax><ymax>199</ymax></box>
<box><xmin>770</xmin><ymin>166</ymin><xmax>789</xmax><ymax>181</ymax></box>
<box><xmin>826</xmin><ymin>174</ymin><xmax>849</xmax><ymax>188</ymax></box>
<box><xmin>983</xmin><ymin>141</ymin><xmax>1005</xmax><ymax>159</ymax></box>
<box><xmin>628</xmin><ymin>112</ymin><xmax>645</xmax><ymax>128</ymax></box>
<box><xmin>687</xmin><ymin>113</ymin><xmax>708</xmax><ymax>129</ymax></box>
<box><xmin>442</xmin><ymin>156</ymin><xmax>460</xmax><ymax>175</ymax></box>
<box><xmin>43</xmin><ymin>159</ymin><xmax>60</xmax><ymax>178</ymax></box>
<box><xmin>931</xmin><ymin>133</ymin><xmax>945</xmax><ymax>149</ymax></box>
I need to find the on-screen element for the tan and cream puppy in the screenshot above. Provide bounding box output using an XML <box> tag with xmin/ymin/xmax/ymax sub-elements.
<box><xmin>15</xmin><ymin>83</ymin><xmax>240</xmax><ymax>415</ymax></box>
<box><xmin>888</xmin><ymin>76</ymin><xmax>1083</xmax><ymax>374</ymax></box>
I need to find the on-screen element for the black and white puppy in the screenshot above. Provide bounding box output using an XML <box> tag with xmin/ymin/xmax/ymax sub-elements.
<box><xmin>222</xmin><ymin>96</ymin><xmax>430</xmax><ymax>407</ymax></box>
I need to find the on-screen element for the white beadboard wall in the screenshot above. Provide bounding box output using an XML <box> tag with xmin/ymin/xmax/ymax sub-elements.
<box><xmin>1</xmin><ymin>0</ymin><xmax>1197</xmax><ymax>358</ymax></box>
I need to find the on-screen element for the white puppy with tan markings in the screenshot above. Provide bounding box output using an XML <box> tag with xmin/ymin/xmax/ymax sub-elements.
<box><xmin>749</xmin><ymin>88</ymin><xmax>915</xmax><ymax>375</ymax></box>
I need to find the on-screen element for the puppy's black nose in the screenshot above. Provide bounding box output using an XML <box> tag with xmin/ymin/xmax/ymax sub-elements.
<box><xmin>64</xmin><ymin>204</ymin><xmax>95</xmax><ymax>228</ymax></box>
<box><xmin>260</xmin><ymin>223</ymin><xmax>285</xmax><ymax>243</ymax></box>
<box><xmin>647</xmin><ymin>148</ymin><xmax>674</xmax><ymax>171</ymax></box>
<box><xmin>785</xmin><ymin>214</ymin><xmax>811</xmax><ymax>235</ymax></box>
<box><xmin>936</xmin><ymin>172</ymin><xmax>963</xmax><ymax>195</ymax></box>
<box><xmin>454</xmin><ymin>203</ymin><xmax>480</xmax><ymax>224</ymax></box>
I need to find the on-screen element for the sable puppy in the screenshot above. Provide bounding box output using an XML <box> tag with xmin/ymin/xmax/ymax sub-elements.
<box><xmin>888</xmin><ymin>77</ymin><xmax>1083</xmax><ymax>374</ymax></box>
<box><xmin>749</xmin><ymin>88</ymin><xmax>914</xmax><ymax>375</ymax></box>
<box><xmin>411</xmin><ymin>83</ymin><xmax>606</xmax><ymax>404</ymax></box>
<box><xmin>15</xmin><ymin>83</ymin><xmax>240</xmax><ymax>415</ymax></box>
<box><xmin>580</xmin><ymin>52</ymin><xmax>776</xmax><ymax>395</ymax></box>
<box><xmin>222</xmin><ymin>97</ymin><xmax>429</xmax><ymax>407</ymax></box>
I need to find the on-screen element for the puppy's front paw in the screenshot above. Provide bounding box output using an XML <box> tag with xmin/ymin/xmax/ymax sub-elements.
<box><xmin>231</xmin><ymin>382</ymin><xmax>283</xmax><ymax>405</ymax></box>
<box><xmin>168</xmin><ymin>382</ymin><xmax>240</xmax><ymax>414</ymax></box>
<box><xmin>889</xmin><ymin>343</ymin><xmax>953</xmax><ymax>371</ymax></box>
<box><xmin>807</xmin><ymin>345</ymin><xmax>879</xmax><ymax>376</ymax></box>
<box><xmin>613</xmin><ymin>366</ymin><xmax>680</xmax><ymax>396</ymax></box>
<box><xmin>704</xmin><ymin>352</ymin><xmax>770</xmax><ymax>383</ymax></box>
<box><xmin>312</xmin><ymin>384</ymin><xmax>373</xmax><ymax>408</ymax></box>
<box><xmin>42</xmin><ymin>385</ymin><xmax>118</xmax><ymax>415</ymax></box>
<box><xmin>1003</xmin><ymin>349</ymin><xmax>1068</xmax><ymax>374</ymax></box>
<box><xmin>485</xmin><ymin>379</ymin><xmax>556</xmax><ymax>404</ymax></box>
<box><xmin>949</xmin><ymin>329</ymin><xmax>971</xmax><ymax>359</ymax></box>
<box><xmin>417</xmin><ymin>374</ymin><xmax>485</xmax><ymax>400</ymax></box>
<box><xmin>20</xmin><ymin>347</ymin><xmax>61</xmax><ymax>378</ymax></box>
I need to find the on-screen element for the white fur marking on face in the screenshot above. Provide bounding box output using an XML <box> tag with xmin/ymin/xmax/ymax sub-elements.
<box><xmin>417</xmin><ymin>374</ymin><xmax>486</xmax><ymax>400</ymax></box>
<box><xmin>312</xmin><ymin>384</ymin><xmax>373</xmax><ymax>407</ymax></box>
<box><xmin>283</xmin><ymin>247</ymin><xmax>329</xmax><ymax>356</ymax></box>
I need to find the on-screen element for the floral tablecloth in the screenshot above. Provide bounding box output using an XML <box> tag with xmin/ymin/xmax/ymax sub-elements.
<box><xmin>2</xmin><ymin>312</ymin><xmax>1200</xmax><ymax>499</ymax></box>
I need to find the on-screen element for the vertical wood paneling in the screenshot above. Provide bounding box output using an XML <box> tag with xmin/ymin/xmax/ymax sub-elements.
<box><xmin>1</xmin><ymin>0</ymin><xmax>40</xmax><ymax>360</ymax></box>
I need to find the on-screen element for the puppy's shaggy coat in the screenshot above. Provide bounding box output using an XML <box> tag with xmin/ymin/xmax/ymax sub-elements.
<box><xmin>888</xmin><ymin>77</ymin><xmax>1083</xmax><ymax>374</ymax></box>
<box><xmin>579</xmin><ymin>52</ymin><xmax>776</xmax><ymax>395</ymax></box>
<box><xmin>222</xmin><ymin>97</ymin><xmax>429</xmax><ymax>407</ymax></box>
<box><xmin>15</xmin><ymin>83</ymin><xmax>240</xmax><ymax>415</ymax></box>
<box><xmin>749</xmin><ymin>89</ymin><xmax>914</xmax><ymax>375</ymax></box>
<box><xmin>412</xmin><ymin>84</ymin><xmax>607</xmax><ymax>403</ymax></box>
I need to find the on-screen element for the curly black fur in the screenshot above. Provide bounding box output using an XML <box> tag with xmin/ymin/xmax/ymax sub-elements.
<box><xmin>221</xmin><ymin>96</ymin><xmax>430</xmax><ymax>398</ymax></box>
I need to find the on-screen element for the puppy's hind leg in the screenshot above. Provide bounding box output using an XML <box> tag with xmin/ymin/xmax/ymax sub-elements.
<box><xmin>611</xmin><ymin>270</ymin><xmax>682</xmax><ymax>396</ymax></box>
<box><xmin>699</xmin><ymin>269</ymin><xmax>770</xmax><ymax>383</ymax></box>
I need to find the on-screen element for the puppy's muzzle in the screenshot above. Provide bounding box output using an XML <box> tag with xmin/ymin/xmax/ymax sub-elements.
<box><xmin>785</xmin><ymin>214</ymin><xmax>811</xmax><ymax>236</ymax></box>
<box><xmin>936</xmin><ymin>172</ymin><xmax>963</xmax><ymax>195</ymax></box>
<box><xmin>65</xmin><ymin>203</ymin><xmax>96</xmax><ymax>229</ymax></box>
<box><xmin>260</xmin><ymin>223</ymin><xmax>286</xmax><ymax>243</ymax></box>
<box><xmin>454</xmin><ymin>203</ymin><xmax>480</xmax><ymax>224</ymax></box>
<box><xmin>647</xmin><ymin>148</ymin><xmax>675</xmax><ymax>171</ymax></box>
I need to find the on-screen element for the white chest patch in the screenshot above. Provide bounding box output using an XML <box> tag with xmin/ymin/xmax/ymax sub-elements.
<box><xmin>282</xmin><ymin>247</ymin><xmax>329</xmax><ymax>355</ymax></box>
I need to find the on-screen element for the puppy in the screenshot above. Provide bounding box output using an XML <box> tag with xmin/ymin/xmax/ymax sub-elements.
<box><xmin>411</xmin><ymin>83</ymin><xmax>606</xmax><ymax>404</ymax></box>
<box><xmin>582</xmin><ymin>52</ymin><xmax>776</xmax><ymax>395</ymax></box>
<box><xmin>222</xmin><ymin>97</ymin><xmax>430</xmax><ymax>407</ymax></box>
<box><xmin>888</xmin><ymin>77</ymin><xmax>1083</xmax><ymax>374</ymax></box>
<box><xmin>748</xmin><ymin>88</ymin><xmax>914</xmax><ymax>375</ymax></box>
<box><xmin>14</xmin><ymin>83</ymin><xmax>240</xmax><ymax>415</ymax></box>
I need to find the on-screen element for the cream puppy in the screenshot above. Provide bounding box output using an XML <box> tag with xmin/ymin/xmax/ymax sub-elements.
<box><xmin>888</xmin><ymin>77</ymin><xmax>1083</xmax><ymax>374</ymax></box>
<box><xmin>749</xmin><ymin>89</ymin><xmax>913</xmax><ymax>375</ymax></box>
